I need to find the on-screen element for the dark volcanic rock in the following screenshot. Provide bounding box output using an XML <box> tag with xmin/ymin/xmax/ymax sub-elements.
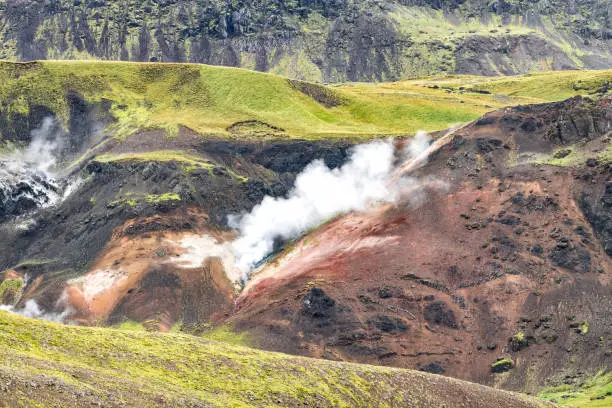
<box><xmin>301</xmin><ymin>287</ymin><xmax>336</xmax><ymax>320</ymax></box>
<box><xmin>454</xmin><ymin>34</ymin><xmax>579</xmax><ymax>76</ymax></box>
<box><xmin>550</xmin><ymin>244</ymin><xmax>592</xmax><ymax>273</ymax></box>
<box><xmin>476</xmin><ymin>138</ymin><xmax>503</xmax><ymax>153</ymax></box>
<box><xmin>510</xmin><ymin>192</ymin><xmax>558</xmax><ymax>213</ymax></box>
<box><xmin>419</xmin><ymin>362</ymin><xmax>445</xmax><ymax>374</ymax></box>
<box><xmin>580</xmin><ymin>181</ymin><xmax>612</xmax><ymax>256</ymax></box>
<box><xmin>369</xmin><ymin>315</ymin><xmax>408</xmax><ymax>333</ymax></box>
<box><xmin>424</xmin><ymin>301</ymin><xmax>457</xmax><ymax>329</ymax></box>
<box><xmin>0</xmin><ymin>1</ymin><xmax>609</xmax><ymax>81</ymax></box>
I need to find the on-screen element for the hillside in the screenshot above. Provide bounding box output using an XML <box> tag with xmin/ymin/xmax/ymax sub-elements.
<box><xmin>0</xmin><ymin>63</ymin><xmax>608</xmax><ymax>304</ymax></box>
<box><xmin>0</xmin><ymin>311</ymin><xmax>553</xmax><ymax>407</ymax></box>
<box><xmin>230</xmin><ymin>94</ymin><xmax>611</xmax><ymax>402</ymax></box>
<box><xmin>0</xmin><ymin>61</ymin><xmax>610</xmax><ymax>143</ymax></box>
<box><xmin>0</xmin><ymin>0</ymin><xmax>610</xmax><ymax>81</ymax></box>
<box><xmin>0</xmin><ymin>61</ymin><xmax>610</xmax><ymax>406</ymax></box>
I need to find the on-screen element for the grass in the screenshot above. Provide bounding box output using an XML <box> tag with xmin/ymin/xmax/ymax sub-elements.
<box><xmin>146</xmin><ymin>192</ymin><xmax>181</xmax><ymax>204</ymax></box>
<box><xmin>402</xmin><ymin>70</ymin><xmax>612</xmax><ymax>102</ymax></box>
<box><xmin>0</xmin><ymin>278</ymin><xmax>22</xmax><ymax>304</ymax></box>
<box><xmin>114</xmin><ymin>320</ymin><xmax>148</xmax><ymax>332</ymax></box>
<box><xmin>0</xmin><ymin>311</ymin><xmax>549</xmax><ymax>407</ymax></box>
<box><xmin>0</xmin><ymin>61</ymin><xmax>609</xmax><ymax>142</ymax></box>
<box><xmin>598</xmin><ymin>145</ymin><xmax>612</xmax><ymax>164</ymax></box>
<box><xmin>95</xmin><ymin>150</ymin><xmax>212</xmax><ymax>168</ymax></box>
<box><xmin>107</xmin><ymin>192</ymin><xmax>181</xmax><ymax>208</ymax></box>
<box><xmin>95</xmin><ymin>150</ymin><xmax>251</xmax><ymax>181</ymax></box>
<box><xmin>387</xmin><ymin>4</ymin><xmax>611</xmax><ymax>76</ymax></box>
<box><xmin>539</xmin><ymin>370</ymin><xmax>612</xmax><ymax>407</ymax></box>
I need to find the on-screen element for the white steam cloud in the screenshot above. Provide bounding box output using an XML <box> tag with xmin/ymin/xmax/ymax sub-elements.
<box><xmin>18</xmin><ymin>117</ymin><xmax>64</xmax><ymax>173</ymax></box>
<box><xmin>0</xmin><ymin>117</ymin><xmax>81</xmax><ymax>217</ymax></box>
<box><xmin>405</xmin><ymin>130</ymin><xmax>431</xmax><ymax>160</ymax></box>
<box><xmin>0</xmin><ymin>299</ymin><xmax>72</xmax><ymax>323</ymax></box>
<box><xmin>230</xmin><ymin>134</ymin><xmax>435</xmax><ymax>275</ymax></box>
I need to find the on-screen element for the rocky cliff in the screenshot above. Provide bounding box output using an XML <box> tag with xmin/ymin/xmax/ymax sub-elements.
<box><xmin>0</xmin><ymin>0</ymin><xmax>610</xmax><ymax>82</ymax></box>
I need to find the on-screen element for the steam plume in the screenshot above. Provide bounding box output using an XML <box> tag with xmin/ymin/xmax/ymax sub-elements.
<box><xmin>19</xmin><ymin>117</ymin><xmax>64</xmax><ymax>173</ymax></box>
<box><xmin>0</xmin><ymin>299</ymin><xmax>72</xmax><ymax>323</ymax></box>
<box><xmin>230</xmin><ymin>134</ymin><xmax>435</xmax><ymax>274</ymax></box>
<box><xmin>0</xmin><ymin>117</ymin><xmax>80</xmax><ymax>219</ymax></box>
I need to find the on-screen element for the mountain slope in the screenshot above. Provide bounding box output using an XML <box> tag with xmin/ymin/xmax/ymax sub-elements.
<box><xmin>0</xmin><ymin>63</ymin><xmax>608</xmax><ymax>330</ymax></box>
<box><xmin>0</xmin><ymin>61</ymin><xmax>609</xmax><ymax>143</ymax></box>
<box><xmin>0</xmin><ymin>0</ymin><xmax>610</xmax><ymax>81</ymax></box>
<box><xmin>0</xmin><ymin>311</ymin><xmax>552</xmax><ymax>407</ymax></box>
<box><xmin>231</xmin><ymin>95</ymin><xmax>611</xmax><ymax>395</ymax></box>
<box><xmin>0</xmin><ymin>62</ymin><xmax>609</xmax><ymax>404</ymax></box>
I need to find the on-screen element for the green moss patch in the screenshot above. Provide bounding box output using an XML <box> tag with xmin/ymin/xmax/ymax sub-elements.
<box><xmin>0</xmin><ymin>278</ymin><xmax>23</xmax><ymax>306</ymax></box>
<box><xmin>492</xmin><ymin>359</ymin><xmax>514</xmax><ymax>373</ymax></box>
<box><xmin>539</xmin><ymin>370</ymin><xmax>612</xmax><ymax>407</ymax></box>
<box><xmin>146</xmin><ymin>193</ymin><xmax>181</xmax><ymax>204</ymax></box>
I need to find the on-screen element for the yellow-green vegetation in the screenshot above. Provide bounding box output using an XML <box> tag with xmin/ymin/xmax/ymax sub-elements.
<box><xmin>108</xmin><ymin>192</ymin><xmax>182</xmax><ymax>208</ymax></box>
<box><xmin>10</xmin><ymin>259</ymin><xmax>55</xmax><ymax>269</ymax></box>
<box><xmin>511</xmin><ymin>331</ymin><xmax>529</xmax><ymax>351</ymax></box>
<box><xmin>530</xmin><ymin>134</ymin><xmax>609</xmax><ymax>168</ymax></box>
<box><xmin>408</xmin><ymin>70</ymin><xmax>612</xmax><ymax>102</ymax></box>
<box><xmin>95</xmin><ymin>150</ymin><xmax>213</xmax><ymax>169</ymax></box>
<box><xmin>114</xmin><ymin>320</ymin><xmax>147</xmax><ymax>332</ymax></box>
<box><xmin>492</xmin><ymin>359</ymin><xmax>515</xmax><ymax>373</ymax></box>
<box><xmin>540</xmin><ymin>148</ymin><xmax>583</xmax><ymax>167</ymax></box>
<box><xmin>108</xmin><ymin>191</ymin><xmax>182</xmax><ymax>208</ymax></box>
<box><xmin>0</xmin><ymin>278</ymin><xmax>22</xmax><ymax>305</ymax></box>
<box><xmin>146</xmin><ymin>192</ymin><xmax>181</xmax><ymax>204</ymax></box>
<box><xmin>0</xmin><ymin>311</ymin><xmax>549</xmax><ymax>407</ymax></box>
<box><xmin>598</xmin><ymin>145</ymin><xmax>612</xmax><ymax>165</ymax></box>
<box><xmin>94</xmin><ymin>150</ymin><xmax>248</xmax><ymax>180</ymax></box>
<box><xmin>579</xmin><ymin>320</ymin><xmax>590</xmax><ymax>335</ymax></box>
<box><xmin>539</xmin><ymin>370</ymin><xmax>612</xmax><ymax>407</ymax></box>
<box><xmin>0</xmin><ymin>61</ymin><xmax>609</xmax><ymax>141</ymax></box>
<box><xmin>386</xmin><ymin>5</ymin><xmax>607</xmax><ymax>75</ymax></box>
<box><xmin>108</xmin><ymin>196</ymin><xmax>138</xmax><ymax>208</ymax></box>
<box><xmin>183</xmin><ymin>323</ymin><xmax>251</xmax><ymax>347</ymax></box>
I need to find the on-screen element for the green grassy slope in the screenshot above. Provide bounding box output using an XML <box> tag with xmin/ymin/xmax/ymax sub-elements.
<box><xmin>0</xmin><ymin>61</ymin><xmax>609</xmax><ymax>142</ymax></box>
<box><xmin>539</xmin><ymin>371</ymin><xmax>612</xmax><ymax>407</ymax></box>
<box><xmin>0</xmin><ymin>311</ymin><xmax>552</xmax><ymax>408</ymax></box>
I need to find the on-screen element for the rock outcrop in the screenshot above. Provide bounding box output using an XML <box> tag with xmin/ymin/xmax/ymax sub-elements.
<box><xmin>0</xmin><ymin>0</ymin><xmax>610</xmax><ymax>81</ymax></box>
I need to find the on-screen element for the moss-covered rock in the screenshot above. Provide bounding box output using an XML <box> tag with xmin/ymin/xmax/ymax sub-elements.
<box><xmin>0</xmin><ymin>278</ymin><xmax>23</xmax><ymax>306</ymax></box>
<box><xmin>491</xmin><ymin>358</ymin><xmax>514</xmax><ymax>373</ymax></box>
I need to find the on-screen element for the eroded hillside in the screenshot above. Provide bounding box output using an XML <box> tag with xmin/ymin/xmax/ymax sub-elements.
<box><xmin>232</xmin><ymin>96</ymin><xmax>611</xmax><ymax>393</ymax></box>
<box><xmin>0</xmin><ymin>61</ymin><xmax>610</xmax><ymax>405</ymax></box>
<box><xmin>0</xmin><ymin>0</ymin><xmax>610</xmax><ymax>81</ymax></box>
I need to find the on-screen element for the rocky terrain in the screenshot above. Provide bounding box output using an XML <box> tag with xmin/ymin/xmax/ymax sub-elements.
<box><xmin>0</xmin><ymin>61</ymin><xmax>610</xmax><ymax>406</ymax></box>
<box><xmin>232</xmin><ymin>96</ymin><xmax>612</xmax><ymax>400</ymax></box>
<box><xmin>0</xmin><ymin>0</ymin><xmax>610</xmax><ymax>81</ymax></box>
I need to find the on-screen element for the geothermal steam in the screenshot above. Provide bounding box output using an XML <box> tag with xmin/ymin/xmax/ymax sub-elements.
<box><xmin>230</xmin><ymin>134</ymin><xmax>434</xmax><ymax>274</ymax></box>
<box><xmin>19</xmin><ymin>117</ymin><xmax>65</xmax><ymax>172</ymax></box>
<box><xmin>0</xmin><ymin>117</ymin><xmax>78</xmax><ymax>219</ymax></box>
<box><xmin>0</xmin><ymin>298</ymin><xmax>72</xmax><ymax>323</ymax></box>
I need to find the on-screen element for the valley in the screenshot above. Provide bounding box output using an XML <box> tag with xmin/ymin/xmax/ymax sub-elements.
<box><xmin>0</xmin><ymin>59</ymin><xmax>610</xmax><ymax>407</ymax></box>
